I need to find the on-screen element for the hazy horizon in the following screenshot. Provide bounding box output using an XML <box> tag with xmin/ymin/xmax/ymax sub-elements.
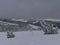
<box><xmin>0</xmin><ymin>0</ymin><xmax>60</xmax><ymax>19</ymax></box>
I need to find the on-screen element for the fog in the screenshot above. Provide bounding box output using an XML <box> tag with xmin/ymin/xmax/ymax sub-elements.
<box><xmin>0</xmin><ymin>0</ymin><xmax>60</xmax><ymax>19</ymax></box>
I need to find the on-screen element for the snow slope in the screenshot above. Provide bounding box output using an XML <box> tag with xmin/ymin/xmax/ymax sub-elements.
<box><xmin>0</xmin><ymin>31</ymin><xmax>60</xmax><ymax>45</ymax></box>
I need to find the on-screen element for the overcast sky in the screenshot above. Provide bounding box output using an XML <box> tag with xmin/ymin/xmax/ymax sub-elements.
<box><xmin>0</xmin><ymin>0</ymin><xmax>60</xmax><ymax>19</ymax></box>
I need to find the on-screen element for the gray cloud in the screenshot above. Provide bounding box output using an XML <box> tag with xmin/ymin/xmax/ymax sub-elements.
<box><xmin>0</xmin><ymin>0</ymin><xmax>60</xmax><ymax>19</ymax></box>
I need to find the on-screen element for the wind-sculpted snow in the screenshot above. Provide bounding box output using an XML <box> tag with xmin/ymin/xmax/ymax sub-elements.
<box><xmin>0</xmin><ymin>31</ymin><xmax>60</xmax><ymax>45</ymax></box>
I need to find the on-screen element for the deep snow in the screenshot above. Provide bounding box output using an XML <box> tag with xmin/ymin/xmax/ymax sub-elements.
<box><xmin>0</xmin><ymin>31</ymin><xmax>60</xmax><ymax>45</ymax></box>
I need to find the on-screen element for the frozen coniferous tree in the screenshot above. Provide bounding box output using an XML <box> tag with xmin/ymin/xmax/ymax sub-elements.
<box><xmin>40</xmin><ymin>20</ymin><xmax>58</xmax><ymax>34</ymax></box>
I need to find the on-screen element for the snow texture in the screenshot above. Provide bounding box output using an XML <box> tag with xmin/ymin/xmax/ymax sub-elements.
<box><xmin>0</xmin><ymin>30</ymin><xmax>60</xmax><ymax>45</ymax></box>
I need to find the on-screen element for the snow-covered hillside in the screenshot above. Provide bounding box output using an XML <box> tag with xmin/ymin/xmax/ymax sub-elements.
<box><xmin>0</xmin><ymin>31</ymin><xmax>60</xmax><ymax>45</ymax></box>
<box><xmin>12</xmin><ymin>18</ymin><xmax>27</xmax><ymax>22</ymax></box>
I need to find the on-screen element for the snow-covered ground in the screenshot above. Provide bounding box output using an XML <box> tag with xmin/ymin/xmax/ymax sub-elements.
<box><xmin>0</xmin><ymin>31</ymin><xmax>60</xmax><ymax>45</ymax></box>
